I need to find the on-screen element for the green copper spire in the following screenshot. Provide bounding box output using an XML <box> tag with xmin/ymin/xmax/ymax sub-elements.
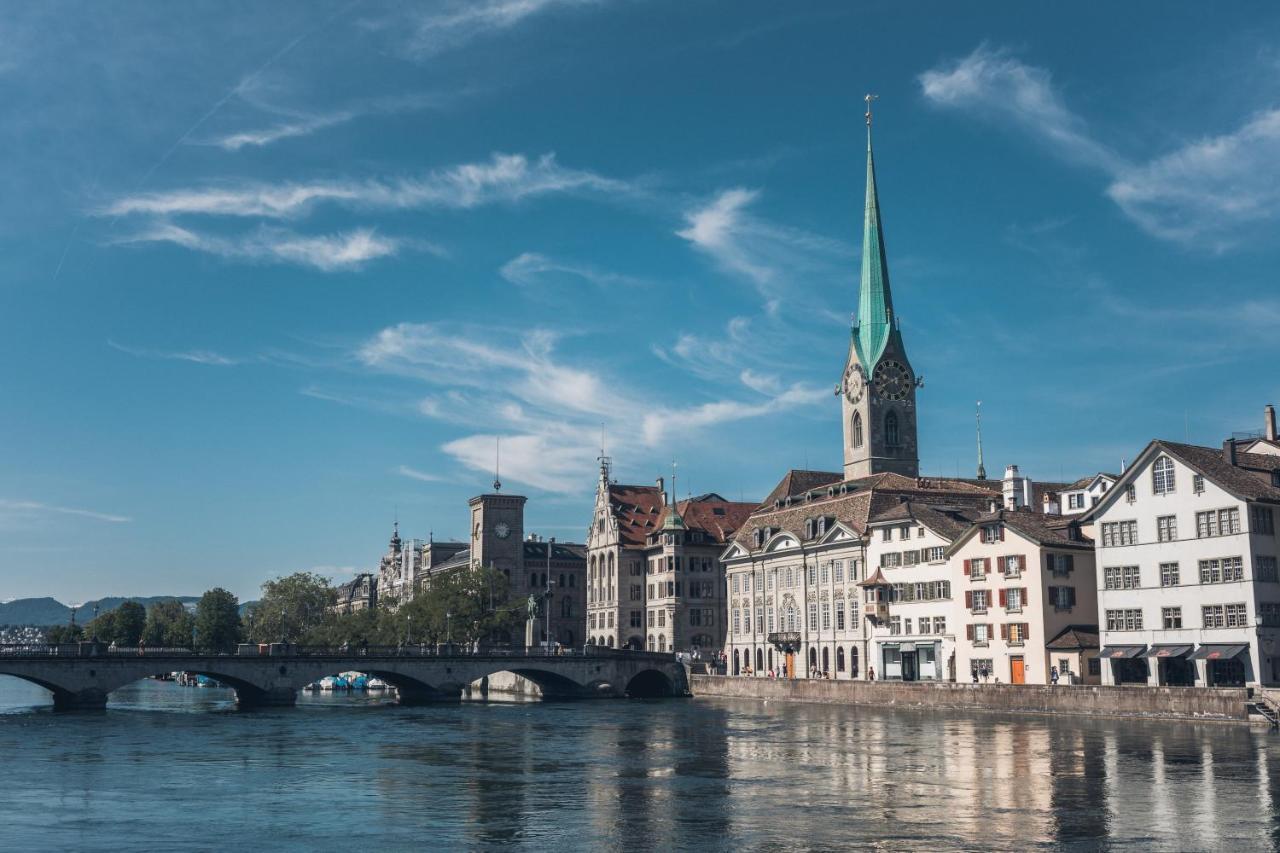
<box><xmin>663</xmin><ymin>460</ymin><xmax>686</xmax><ymax>531</ymax></box>
<box><xmin>853</xmin><ymin>95</ymin><xmax>895</xmax><ymax>371</ymax></box>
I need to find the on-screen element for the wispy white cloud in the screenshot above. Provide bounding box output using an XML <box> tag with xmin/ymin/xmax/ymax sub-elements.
<box><xmin>108</xmin><ymin>339</ymin><xmax>240</xmax><ymax>366</ymax></box>
<box><xmin>197</xmin><ymin>92</ymin><xmax>459</xmax><ymax>152</ymax></box>
<box><xmin>1106</xmin><ymin>109</ymin><xmax>1280</xmax><ymax>247</ymax></box>
<box><xmin>499</xmin><ymin>251</ymin><xmax>641</xmax><ymax>288</ymax></box>
<box><xmin>0</xmin><ymin>499</ymin><xmax>132</xmax><ymax>524</ymax></box>
<box><xmin>676</xmin><ymin>187</ymin><xmax>852</xmax><ymax>303</ymax></box>
<box><xmin>352</xmin><ymin>321</ymin><xmax>825</xmax><ymax>493</ymax></box>
<box><xmin>103</xmin><ymin>153</ymin><xmax>629</xmax><ymax>220</ymax></box>
<box><xmin>920</xmin><ymin>44</ymin><xmax>1280</xmax><ymax>249</ymax></box>
<box><xmin>919</xmin><ymin>44</ymin><xmax>1121</xmax><ymax>172</ymax></box>
<box><xmin>113</xmin><ymin>223</ymin><xmax>402</xmax><ymax>271</ymax></box>
<box><xmin>396</xmin><ymin>465</ymin><xmax>446</xmax><ymax>483</ymax></box>
<box><xmin>379</xmin><ymin>0</ymin><xmax>603</xmax><ymax>60</ymax></box>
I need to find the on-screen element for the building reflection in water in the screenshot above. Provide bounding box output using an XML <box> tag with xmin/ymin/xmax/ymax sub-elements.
<box><xmin>291</xmin><ymin>690</ymin><xmax>1280</xmax><ymax>849</ymax></box>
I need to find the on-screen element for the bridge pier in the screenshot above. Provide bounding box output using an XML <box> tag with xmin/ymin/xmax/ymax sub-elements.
<box><xmin>234</xmin><ymin>686</ymin><xmax>298</xmax><ymax>709</ymax></box>
<box><xmin>52</xmin><ymin>688</ymin><xmax>108</xmax><ymax>711</ymax></box>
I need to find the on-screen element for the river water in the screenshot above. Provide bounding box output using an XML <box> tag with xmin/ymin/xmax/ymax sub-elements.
<box><xmin>2</xmin><ymin>676</ymin><xmax>1279</xmax><ymax>851</ymax></box>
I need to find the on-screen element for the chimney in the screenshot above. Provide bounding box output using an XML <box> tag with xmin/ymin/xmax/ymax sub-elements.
<box><xmin>1042</xmin><ymin>491</ymin><xmax>1060</xmax><ymax>516</ymax></box>
<box><xmin>656</xmin><ymin>476</ymin><xmax>666</xmax><ymax>505</ymax></box>
<box><xmin>1266</xmin><ymin>404</ymin><xmax>1277</xmax><ymax>442</ymax></box>
<box><xmin>1223</xmin><ymin>438</ymin><xmax>1238</xmax><ymax>466</ymax></box>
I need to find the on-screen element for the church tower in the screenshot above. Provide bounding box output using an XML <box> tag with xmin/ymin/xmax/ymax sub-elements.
<box><xmin>841</xmin><ymin>98</ymin><xmax>920</xmax><ymax>480</ymax></box>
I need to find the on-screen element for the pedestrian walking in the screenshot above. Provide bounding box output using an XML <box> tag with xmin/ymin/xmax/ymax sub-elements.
<box><xmin>1050</xmin><ymin>666</ymin><xmax>1060</xmax><ymax>685</ymax></box>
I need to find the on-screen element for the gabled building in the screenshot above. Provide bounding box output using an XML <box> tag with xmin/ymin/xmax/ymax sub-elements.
<box><xmin>1088</xmin><ymin>436</ymin><xmax>1280</xmax><ymax>687</ymax></box>
<box><xmin>585</xmin><ymin>459</ymin><xmax>753</xmax><ymax>654</ymax></box>
<box><xmin>947</xmin><ymin>510</ymin><xmax>1097</xmax><ymax>685</ymax></box>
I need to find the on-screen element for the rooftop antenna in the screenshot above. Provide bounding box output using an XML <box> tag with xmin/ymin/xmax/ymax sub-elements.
<box><xmin>493</xmin><ymin>436</ymin><xmax>502</xmax><ymax>492</ymax></box>
<box><xmin>976</xmin><ymin>401</ymin><xmax>987</xmax><ymax>480</ymax></box>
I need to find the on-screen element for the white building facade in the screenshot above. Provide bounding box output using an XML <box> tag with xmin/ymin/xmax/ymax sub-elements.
<box><xmin>1089</xmin><ymin>439</ymin><xmax>1280</xmax><ymax>687</ymax></box>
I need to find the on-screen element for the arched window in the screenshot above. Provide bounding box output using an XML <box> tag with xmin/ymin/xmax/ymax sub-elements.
<box><xmin>885</xmin><ymin>411</ymin><xmax>899</xmax><ymax>447</ymax></box>
<box><xmin>658</xmin><ymin>634</ymin><xmax>666</xmax><ymax>651</ymax></box>
<box><xmin>559</xmin><ymin>573</ymin><xmax>566</xmax><ymax>588</ymax></box>
<box><xmin>808</xmin><ymin>647</ymin><xmax>817</xmax><ymax>671</ymax></box>
<box><xmin>756</xmin><ymin>648</ymin><xmax>765</xmax><ymax>673</ymax></box>
<box><xmin>733</xmin><ymin>650</ymin><xmax>741</xmax><ymax>675</ymax></box>
<box><xmin>1152</xmin><ymin>456</ymin><xmax>1176</xmax><ymax>494</ymax></box>
<box><xmin>822</xmin><ymin>646</ymin><xmax>830</xmax><ymax>674</ymax></box>
<box><xmin>837</xmin><ymin>647</ymin><xmax>846</xmax><ymax>672</ymax></box>
<box><xmin>852</xmin><ymin>411</ymin><xmax>863</xmax><ymax>448</ymax></box>
<box><xmin>606</xmin><ymin>635</ymin><xmax>613</xmax><ymax>647</ymax></box>
<box><xmin>648</xmin><ymin>633</ymin><xmax>655</xmax><ymax>650</ymax></box>
<box><xmin>569</xmin><ymin>574</ymin><xmax>575</xmax><ymax>588</ymax></box>
<box><xmin>561</xmin><ymin>598</ymin><xmax>573</xmax><ymax>618</ymax></box>
<box><xmin>850</xmin><ymin>647</ymin><xmax>860</xmax><ymax>678</ymax></box>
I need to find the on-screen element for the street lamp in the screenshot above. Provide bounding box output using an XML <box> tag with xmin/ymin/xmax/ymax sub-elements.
<box><xmin>543</xmin><ymin>578</ymin><xmax>555</xmax><ymax>656</ymax></box>
<box><xmin>280</xmin><ymin>609</ymin><xmax>286</xmax><ymax>645</ymax></box>
<box><xmin>406</xmin><ymin>613</ymin><xmax>413</xmax><ymax>646</ymax></box>
<box><xmin>446</xmin><ymin>610</ymin><xmax>452</xmax><ymax>647</ymax></box>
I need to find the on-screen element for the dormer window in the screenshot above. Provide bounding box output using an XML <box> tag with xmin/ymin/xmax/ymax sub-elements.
<box><xmin>1272</xmin><ymin>471</ymin><xmax>1280</xmax><ymax>488</ymax></box>
<box><xmin>1125</xmin><ymin>485</ymin><xmax>1136</xmax><ymax>503</ymax></box>
<box><xmin>981</xmin><ymin>524</ymin><xmax>1003</xmax><ymax>544</ymax></box>
<box><xmin>753</xmin><ymin>528</ymin><xmax>763</xmax><ymax>548</ymax></box>
<box><xmin>805</xmin><ymin>518</ymin><xmax>815</xmax><ymax>539</ymax></box>
<box><xmin>818</xmin><ymin>517</ymin><xmax>828</xmax><ymax>536</ymax></box>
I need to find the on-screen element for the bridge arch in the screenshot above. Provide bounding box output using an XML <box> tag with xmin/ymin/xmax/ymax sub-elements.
<box><xmin>624</xmin><ymin>668</ymin><xmax>675</xmax><ymax>698</ymax></box>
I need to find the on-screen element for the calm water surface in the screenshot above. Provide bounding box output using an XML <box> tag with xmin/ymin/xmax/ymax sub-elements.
<box><xmin>2</xmin><ymin>676</ymin><xmax>1279</xmax><ymax>851</ymax></box>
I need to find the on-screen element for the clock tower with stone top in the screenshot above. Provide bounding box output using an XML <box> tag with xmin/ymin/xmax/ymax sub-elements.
<box><xmin>840</xmin><ymin>98</ymin><xmax>921</xmax><ymax>480</ymax></box>
<box><xmin>469</xmin><ymin>484</ymin><xmax>526</xmax><ymax>575</ymax></box>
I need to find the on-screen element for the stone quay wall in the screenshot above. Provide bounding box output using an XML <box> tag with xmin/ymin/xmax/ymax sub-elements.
<box><xmin>689</xmin><ymin>674</ymin><xmax>1250</xmax><ymax>724</ymax></box>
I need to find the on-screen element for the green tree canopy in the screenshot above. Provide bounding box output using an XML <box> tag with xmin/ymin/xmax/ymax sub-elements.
<box><xmin>143</xmin><ymin>600</ymin><xmax>196</xmax><ymax>647</ymax></box>
<box><xmin>114</xmin><ymin>601</ymin><xmax>146</xmax><ymax>646</ymax></box>
<box><xmin>250</xmin><ymin>572</ymin><xmax>335</xmax><ymax>644</ymax></box>
<box><xmin>45</xmin><ymin>624</ymin><xmax>83</xmax><ymax>644</ymax></box>
<box><xmin>395</xmin><ymin>566</ymin><xmax>521</xmax><ymax>646</ymax></box>
<box><xmin>195</xmin><ymin>588</ymin><xmax>242</xmax><ymax>652</ymax></box>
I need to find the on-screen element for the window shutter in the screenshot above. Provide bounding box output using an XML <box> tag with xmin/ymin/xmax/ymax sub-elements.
<box><xmin>999</xmin><ymin>588</ymin><xmax>1007</xmax><ymax>607</ymax></box>
<box><xmin>1000</xmin><ymin>623</ymin><xmax>1008</xmax><ymax>640</ymax></box>
<box><xmin>1044</xmin><ymin>553</ymin><xmax>1053</xmax><ymax>572</ymax></box>
<box><xmin>1022</xmin><ymin>623</ymin><xmax>1030</xmax><ymax>639</ymax></box>
<box><xmin>963</xmin><ymin>559</ymin><xmax>971</xmax><ymax>575</ymax></box>
<box><xmin>1022</xmin><ymin>587</ymin><xmax>1028</xmax><ymax>603</ymax></box>
<box><xmin>987</xmin><ymin>623</ymin><xmax>994</xmax><ymax>641</ymax></box>
<box><xmin>999</xmin><ymin>526</ymin><xmax>1005</xmax><ymax>541</ymax></box>
<box><xmin>965</xmin><ymin>590</ymin><xmax>973</xmax><ymax>609</ymax></box>
<box><xmin>966</xmin><ymin>624</ymin><xmax>974</xmax><ymax>641</ymax></box>
<box><xmin>1068</xmin><ymin>587</ymin><xmax>1077</xmax><ymax>606</ymax></box>
<box><xmin>1017</xmin><ymin>555</ymin><xmax>1026</xmax><ymax>571</ymax></box>
<box><xmin>1047</xmin><ymin>585</ymin><xmax>1057</xmax><ymax>601</ymax></box>
<box><xmin>1065</xmin><ymin>554</ymin><xmax>1074</xmax><ymax>572</ymax></box>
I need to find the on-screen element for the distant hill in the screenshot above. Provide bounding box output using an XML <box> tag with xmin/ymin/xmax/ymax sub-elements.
<box><xmin>0</xmin><ymin>596</ymin><xmax>200</xmax><ymax>627</ymax></box>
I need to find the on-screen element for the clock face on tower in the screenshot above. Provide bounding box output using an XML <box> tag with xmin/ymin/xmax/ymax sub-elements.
<box><xmin>494</xmin><ymin>522</ymin><xmax>511</xmax><ymax>539</ymax></box>
<box><xmin>873</xmin><ymin>360</ymin><xmax>912</xmax><ymax>401</ymax></box>
<box><xmin>842</xmin><ymin>363</ymin><xmax>865</xmax><ymax>404</ymax></box>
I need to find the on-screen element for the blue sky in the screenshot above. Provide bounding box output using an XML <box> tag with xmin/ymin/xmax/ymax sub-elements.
<box><xmin>4</xmin><ymin>1</ymin><xmax>1280</xmax><ymax>602</ymax></box>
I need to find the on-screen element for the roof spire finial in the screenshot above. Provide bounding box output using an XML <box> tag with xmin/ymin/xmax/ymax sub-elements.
<box><xmin>493</xmin><ymin>436</ymin><xmax>502</xmax><ymax>492</ymax></box>
<box><xmin>864</xmin><ymin>92</ymin><xmax>878</xmax><ymax>128</ymax></box>
<box><xmin>976</xmin><ymin>400</ymin><xmax>987</xmax><ymax>480</ymax></box>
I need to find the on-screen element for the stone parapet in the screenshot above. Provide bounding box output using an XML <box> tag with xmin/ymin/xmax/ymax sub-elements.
<box><xmin>689</xmin><ymin>674</ymin><xmax>1249</xmax><ymax>723</ymax></box>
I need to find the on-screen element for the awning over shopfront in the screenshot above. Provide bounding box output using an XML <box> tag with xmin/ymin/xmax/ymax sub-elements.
<box><xmin>1189</xmin><ymin>644</ymin><xmax>1249</xmax><ymax>661</ymax></box>
<box><xmin>1144</xmin><ymin>645</ymin><xmax>1193</xmax><ymax>659</ymax></box>
<box><xmin>1099</xmin><ymin>645</ymin><xmax>1147</xmax><ymax>659</ymax></box>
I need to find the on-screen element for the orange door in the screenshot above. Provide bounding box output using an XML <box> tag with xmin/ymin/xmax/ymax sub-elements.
<box><xmin>785</xmin><ymin>652</ymin><xmax>795</xmax><ymax>679</ymax></box>
<box><xmin>1011</xmin><ymin>657</ymin><xmax>1025</xmax><ymax>685</ymax></box>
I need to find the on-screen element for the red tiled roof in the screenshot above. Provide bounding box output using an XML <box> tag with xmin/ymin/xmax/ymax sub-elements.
<box><xmin>654</xmin><ymin>497</ymin><xmax>757</xmax><ymax>544</ymax></box>
<box><xmin>607</xmin><ymin>484</ymin><xmax>665</xmax><ymax>548</ymax></box>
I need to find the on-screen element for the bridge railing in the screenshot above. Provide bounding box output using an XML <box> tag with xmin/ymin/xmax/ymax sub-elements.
<box><xmin>0</xmin><ymin>643</ymin><xmax>678</xmax><ymax>662</ymax></box>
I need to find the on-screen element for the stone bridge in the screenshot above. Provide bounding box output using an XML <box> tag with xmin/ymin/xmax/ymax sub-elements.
<box><xmin>0</xmin><ymin>647</ymin><xmax>689</xmax><ymax>710</ymax></box>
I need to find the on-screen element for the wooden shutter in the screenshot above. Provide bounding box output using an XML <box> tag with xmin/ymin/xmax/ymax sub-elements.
<box><xmin>1067</xmin><ymin>587</ymin><xmax>1077</xmax><ymax>606</ymax></box>
<box><xmin>1017</xmin><ymin>555</ymin><xmax>1026</xmax><ymax>571</ymax></box>
<box><xmin>1000</xmin><ymin>623</ymin><xmax>1008</xmax><ymax>640</ymax></box>
<box><xmin>963</xmin><ymin>559</ymin><xmax>971</xmax><ymax>575</ymax></box>
<box><xmin>1047</xmin><ymin>585</ymin><xmax>1057</xmax><ymax>601</ymax></box>
<box><xmin>988</xmin><ymin>623</ymin><xmax>994</xmax><ymax>640</ymax></box>
<box><xmin>1044</xmin><ymin>553</ymin><xmax>1053</xmax><ymax>572</ymax></box>
<box><xmin>1022</xmin><ymin>623</ymin><xmax>1030</xmax><ymax>639</ymax></box>
<box><xmin>965</xmin><ymin>590</ymin><xmax>973</xmax><ymax>609</ymax></box>
<box><xmin>998</xmin><ymin>526</ymin><xmax>1005</xmax><ymax>541</ymax></box>
<box><xmin>1065</xmin><ymin>554</ymin><xmax>1074</xmax><ymax>571</ymax></box>
<box><xmin>998</xmin><ymin>588</ymin><xmax>1007</xmax><ymax>607</ymax></box>
<box><xmin>1022</xmin><ymin>587</ymin><xmax>1028</xmax><ymax>604</ymax></box>
<box><xmin>966</xmin><ymin>624</ymin><xmax>974</xmax><ymax>641</ymax></box>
